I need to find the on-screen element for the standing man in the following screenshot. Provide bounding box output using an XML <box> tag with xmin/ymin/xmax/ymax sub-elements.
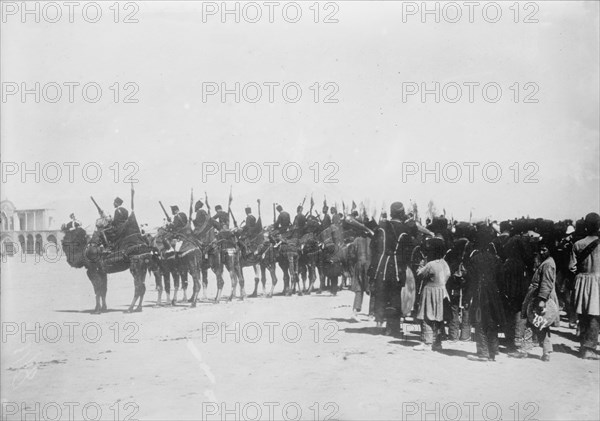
<box><xmin>371</xmin><ymin>202</ymin><xmax>417</xmax><ymax>336</ymax></box>
<box><xmin>465</xmin><ymin>225</ymin><xmax>505</xmax><ymax>362</ymax></box>
<box><xmin>445</xmin><ymin>237</ymin><xmax>472</xmax><ymax>342</ymax></box>
<box><xmin>274</xmin><ymin>205</ymin><xmax>291</xmax><ymax>232</ymax></box>
<box><xmin>569</xmin><ymin>212</ymin><xmax>600</xmax><ymax>360</ymax></box>
<box><xmin>509</xmin><ymin>239</ymin><xmax>559</xmax><ymax>361</ymax></box>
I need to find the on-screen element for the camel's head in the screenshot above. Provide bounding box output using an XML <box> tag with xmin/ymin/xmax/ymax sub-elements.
<box><xmin>61</xmin><ymin>226</ymin><xmax>89</xmax><ymax>268</ymax></box>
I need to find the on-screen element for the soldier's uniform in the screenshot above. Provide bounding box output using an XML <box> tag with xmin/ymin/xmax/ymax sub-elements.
<box><xmin>445</xmin><ymin>237</ymin><xmax>472</xmax><ymax>341</ymax></box>
<box><xmin>213</xmin><ymin>207</ymin><xmax>230</xmax><ymax>229</ymax></box>
<box><xmin>106</xmin><ymin>197</ymin><xmax>129</xmax><ymax>244</ymax></box>
<box><xmin>242</xmin><ymin>213</ymin><xmax>258</xmax><ymax>237</ymax></box>
<box><xmin>371</xmin><ymin>202</ymin><xmax>417</xmax><ymax>332</ymax></box>
<box><xmin>172</xmin><ymin>211</ymin><xmax>188</xmax><ymax>231</ymax></box>
<box><xmin>274</xmin><ymin>207</ymin><xmax>291</xmax><ymax>231</ymax></box>
<box><xmin>194</xmin><ymin>208</ymin><xmax>209</xmax><ymax>230</ymax></box>
<box><xmin>321</xmin><ymin>209</ymin><xmax>332</xmax><ymax>230</ymax></box>
<box><xmin>113</xmin><ymin>202</ymin><xmax>129</xmax><ymax>228</ymax></box>
<box><xmin>293</xmin><ymin>207</ymin><xmax>307</xmax><ymax>232</ymax></box>
<box><xmin>66</xmin><ymin>214</ymin><xmax>81</xmax><ymax>231</ymax></box>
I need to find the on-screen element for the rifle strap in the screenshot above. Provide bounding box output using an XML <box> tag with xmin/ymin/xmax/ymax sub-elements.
<box><xmin>577</xmin><ymin>238</ymin><xmax>599</xmax><ymax>271</ymax></box>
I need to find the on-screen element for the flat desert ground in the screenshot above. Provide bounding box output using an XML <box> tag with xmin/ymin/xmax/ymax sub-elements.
<box><xmin>1</xmin><ymin>256</ymin><xmax>599</xmax><ymax>420</ymax></box>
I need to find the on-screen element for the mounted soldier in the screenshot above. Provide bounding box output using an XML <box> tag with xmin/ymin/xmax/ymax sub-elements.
<box><xmin>293</xmin><ymin>205</ymin><xmax>307</xmax><ymax>234</ymax></box>
<box><xmin>321</xmin><ymin>205</ymin><xmax>332</xmax><ymax>230</ymax></box>
<box><xmin>169</xmin><ymin>205</ymin><xmax>188</xmax><ymax>234</ymax></box>
<box><xmin>112</xmin><ymin>197</ymin><xmax>129</xmax><ymax>231</ymax></box>
<box><xmin>192</xmin><ymin>200</ymin><xmax>211</xmax><ymax>234</ymax></box>
<box><xmin>241</xmin><ymin>205</ymin><xmax>259</xmax><ymax>238</ymax></box>
<box><xmin>213</xmin><ymin>205</ymin><xmax>230</xmax><ymax>229</ymax></box>
<box><xmin>66</xmin><ymin>213</ymin><xmax>81</xmax><ymax>231</ymax></box>
<box><xmin>274</xmin><ymin>204</ymin><xmax>291</xmax><ymax>232</ymax></box>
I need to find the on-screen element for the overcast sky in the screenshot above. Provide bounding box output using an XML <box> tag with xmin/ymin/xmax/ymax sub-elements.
<box><xmin>2</xmin><ymin>1</ymin><xmax>599</xmax><ymax>228</ymax></box>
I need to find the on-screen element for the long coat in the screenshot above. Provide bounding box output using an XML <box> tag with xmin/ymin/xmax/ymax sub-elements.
<box><xmin>569</xmin><ymin>235</ymin><xmax>600</xmax><ymax>316</ymax></box>
<box><xmin>521</xmin><ymin>256</ymin><xmax>559</xmax><ymax>325</ymax></box>
<box><xmin>466</xmin><ymin>250</ymin><xmax>506</xmax><ymax>328</ymax></box>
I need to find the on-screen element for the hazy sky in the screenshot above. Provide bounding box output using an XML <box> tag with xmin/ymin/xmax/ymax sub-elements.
<box><xmin>2</xmin><ymin>1</ymin><xmax>599</xmax><ymax>228</ymax></box>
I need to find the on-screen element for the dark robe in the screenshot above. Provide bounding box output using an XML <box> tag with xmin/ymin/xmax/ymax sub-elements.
<box><xmin>466</xmin><ymin>249</ymin><xmax>506</xmax><ymax>328</ymax></box>
<box><xmin>274</xmin><ymin>211</ymin><xmax>291</xmax><ymax>231</ymax></box>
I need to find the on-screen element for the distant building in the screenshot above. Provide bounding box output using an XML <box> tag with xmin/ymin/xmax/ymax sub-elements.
<box><xmin>1</xmin><ymin>200</ymin><xmax>63</xmax><ymax>257</ymax></box>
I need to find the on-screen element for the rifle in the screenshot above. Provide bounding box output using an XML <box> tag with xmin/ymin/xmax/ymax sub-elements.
<box><xmin>227</xmin><ymin>186</ymin><xmax>237</xmax><ymax>228</ymax></box>
<box><xmin>256</xmin><ymin>198</ymin><xmax>262</xmax><ymax>231</ymax></box>
<box><xmin>305</xmin><ymin>194</ymin><xmax>314</xmax><ymax>217</ymax></box>
<box><xmin>229</xmin><ymin>208</ymin><xmax>238</xmax><ymax>228</ymax></box>
<box><xmin>300</xmin><ymin>195</ymin><xmax>306</xmax><ymax>209</ymax></box>
<box><xmin>90</xmin><ymin>196</ymin><xmax>106</xmax><ymax>218</ymax></box>
<box><xmin>159</xmin><ymin>201</ymin><xmax>172</xmax><ymax>223</ymax></box>
<box><xmin>272</xmin><ymin>203</ymin><xmax>276</xmax><ymax>225</ymax></box>
<box><xmin>130</xmin><ymin>182</ymin><xmax>135</xmax><ymax>212</ymax></box>
<box><xmin>205</xmin><ymin>191</ymin><xmax>211</xmax><ymax>216</ymax></box>
<box><xmin>257</xmin><ymin>198</ymin><xmax>262</xmax><ymax>220</ymax></box>
<box><xmin>189</xmin><ymin>188</ymin><xmax>194</xmax><ymax>220</ymax></box>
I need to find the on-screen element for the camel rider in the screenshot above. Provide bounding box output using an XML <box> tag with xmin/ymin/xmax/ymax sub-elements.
<box><xmin>321</xmin><ymin>205</ymin><xmax>332</xmax><ymax>230</ymax></box>
<box><xmin>241</xmin><ymin>206</ymin><xmax>258</xmax><ymax>238</ymax></box>
<box><xmin>66</xmin><ymin>213</ymin><xmax>81</xmax><ymax>231</ymax></box>
<box><xmin>293</xmin><ymin>205</ymin><xmax>307</xmax><ymax>233</ymax></box>
<box><xmin>112</xmin><ymin>197</ymin><xmax>129</xmax><ymax>228</ymax></box>
<box><xmin>193</xmin><ymin>200</ymin><xmax>211</xmax><ymax>233</ymax></box>
<box><xmin>212</xmin><ymin>205</ymin><xmax>230</xmax><ymax>230</ymax></box>
<box><xmin>371</xmin><ymin>201</ymin><xmax>418</xmax><ymax>335</ymax></box>
<box><xmin>274</xmin><ymin>205</ymin><xmax>291</xmax><ymax>232</ymax></box>
<box><xmin>331</xmin><ymin>207</ymin><xmax>341</xmax><ymax>225</ymax></box>
<box><xmin>170</xmin><ymin>205</ymin><xmax>188</xmax><ymax>233</ymax></box>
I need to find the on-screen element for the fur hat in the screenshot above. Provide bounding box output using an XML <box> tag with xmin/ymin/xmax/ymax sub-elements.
<box><xmin>194</xmin><ymin>200</ymin><xmax>204</xmax><ymax>211</ymax></box>
<box><xmin>584</xmin><ymin>212</ymin><xmax>600</xmax><ymax>234</ymax></box>
<box><xmin>113</xmin><ymin>197</ymin><xmax>123</xmax><ymax>206</ymax></box>
<box><xmin>170</xmin><ymin>205</ymin><xmax>179</xmax><ymax>214</ymax></box>
<box><xmin>475</xmin><ymin>225</ymin><xmax>496</xmax><ymax>249</ymax></box>
<box><xmin>390</xmin><ymin>202</ymin><xmax>405</xmax><ymax>220</ymax></box>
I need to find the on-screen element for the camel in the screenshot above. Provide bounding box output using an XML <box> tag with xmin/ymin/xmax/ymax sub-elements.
<box><xmin>61</xmin><ymin>214</ymin><xmax>153</xmax><ymax>313</ymax></box>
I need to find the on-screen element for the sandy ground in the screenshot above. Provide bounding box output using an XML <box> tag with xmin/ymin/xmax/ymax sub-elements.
<box><xmin>1</xmin><ymin>257</ymin><xmax>599</xmax><ymax>421</ymax></box>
